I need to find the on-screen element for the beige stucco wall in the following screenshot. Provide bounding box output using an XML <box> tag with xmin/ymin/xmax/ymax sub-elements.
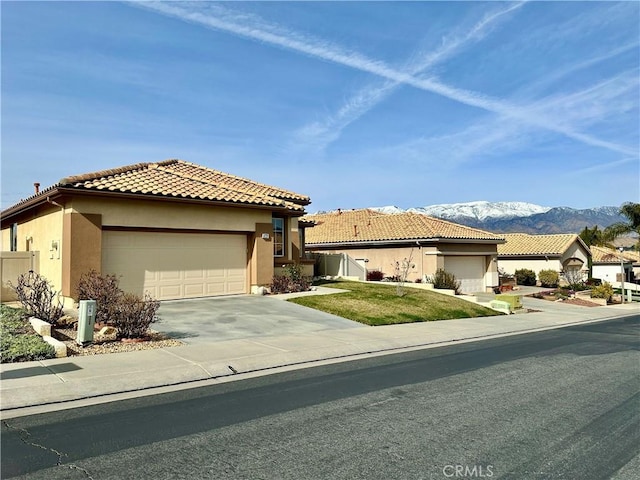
<box><xmin>316</xmin><ymin>246</ymin><xmax>422</xmax><ymax>280</ymax></box>
<box><xmin>561</xmin><ymin>241</ymin><xmax>590</xmax><ymax>266</ymax></box>
<box><xmin>250</xmin><ymin>222</ymin><xmax>275</xmax><ymax>287</ymax></box>
<box><xmin>1</xmin><ymin>205</ymin><xmax>65</xmax><ymax>299</ymax></box>
<box><xmin>311</xmin><ymin>243</ymin><xmax>498</xmax><ymax>285</ymax></box>
<box><xmin>69</xmin><ymin>197</ymin><xmax>271</xmax><ymax>231</ymax></box>
<box><xmin>498</xmin><ymin>258</ymin><xmax>563</xmax><ymax>277</ymax></box>
<box><xmin>0</xmin><ymin>251</ymin><xmax>39</xmax><ymax>301</ymax></box>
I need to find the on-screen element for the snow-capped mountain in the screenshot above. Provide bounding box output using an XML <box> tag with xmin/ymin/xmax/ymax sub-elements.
<box><xmin>369</xmin><ymin>202</ymin><xmax>624</xmax><ymax>234</ymax></box>
<box><xmin>408</xmin><ymin>201</ymin><xmax>551</xmax><ymax>221</ymax></box>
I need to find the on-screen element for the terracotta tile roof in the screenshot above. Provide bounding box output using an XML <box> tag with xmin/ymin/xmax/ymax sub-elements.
<box><xmin>591</xmin><ymin>245</ymin><xmax>639</xmax><ymax>264</ymax></box>
<box><xmin>37</xmin><ymin>159</ymin><xmax>308</xmax><ymax>212</ymax></box>
<box><xmin>497</xmin><ymin>233</ymin><xmax>586</xmax><ymax>256</ymax></box>
<box><xmin>303</xmin><ymin>209</ymin><xmax>504</xmax><ymax>245</ymax></box>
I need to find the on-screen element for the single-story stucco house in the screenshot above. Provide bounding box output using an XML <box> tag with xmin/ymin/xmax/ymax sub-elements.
<box><xmin>497</xmin><ymin>233</ymin><xmax>590</xmax><ymax>282</ymax></box>
<box><xmin>0</xmin><ymin>159</ymin><xmax>312</xmax><ymax>305</ymax></box>
<box><xmin>303</xmin><ymin>209</ymin><xmax>505</xmax><ymax>294</ymax></box>
<box><xmin>590</xmin><ymin>245</ymin><xmax>637</xmax><ymax>283</ymax></box>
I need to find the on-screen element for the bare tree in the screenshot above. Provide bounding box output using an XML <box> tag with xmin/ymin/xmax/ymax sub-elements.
<box><xmin>561</xmin><ymin>268</ymin><xmax>585</xmax><ymax>290</ymax></box>
<box><xmin>392</xmin><ymin>249</ymin><xmax>415</xmax><ymax>297</ymax></box>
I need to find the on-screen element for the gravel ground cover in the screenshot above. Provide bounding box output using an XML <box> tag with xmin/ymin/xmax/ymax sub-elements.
<box><xmin>560</xmin><ymin>298</ymin><xmax>601</xmax><ymax>307</ymax></box>
<box><xmin>53</xmin><ymin>327</ymin><xmax>184</xmax><ymax>356</ymax></box>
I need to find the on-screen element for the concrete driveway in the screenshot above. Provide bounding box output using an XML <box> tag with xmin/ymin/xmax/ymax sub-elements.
<box><xmin>156</xmin><ymin>293</ymin><xmax>365</xmax><ymax>344</ymax></box>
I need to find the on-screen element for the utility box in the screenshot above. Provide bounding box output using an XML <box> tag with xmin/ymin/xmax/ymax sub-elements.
<box><xmin>77</xmin><ymin>300</ymin><xmax>97</xmax><ymax>345</ymax></box>
<box><xmin>495</xmin><ymin>294</ymin><xmax>523</xmax><ymax>310</ymax></box>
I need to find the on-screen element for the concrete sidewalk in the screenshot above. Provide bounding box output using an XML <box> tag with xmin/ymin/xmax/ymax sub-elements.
<box><xmin>1</xmin><ymin>299</ymin><xmax>637</xmax><ymax>418</ymax></box>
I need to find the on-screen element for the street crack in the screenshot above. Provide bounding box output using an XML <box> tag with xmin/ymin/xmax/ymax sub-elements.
<box><xmin>2</xmin><ymin>420</ymin><xmax>95</xmax><ymax>479</ymax></box>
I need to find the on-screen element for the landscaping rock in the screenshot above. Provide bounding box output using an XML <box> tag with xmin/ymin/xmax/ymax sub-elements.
<box><xmin>43</xmin><ymin>335</ymin><xmax>67</xmax><ymax>358</ymax></box>
<box><xmin>29</xmin><ymin>317</ymin><xmax>51</xmax><ymax>337</ymax></box>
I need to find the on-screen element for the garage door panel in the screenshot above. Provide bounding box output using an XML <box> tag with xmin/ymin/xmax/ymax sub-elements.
<box><xmin>444</xmin><ymin>256</ymin><xmax>486</xmax><ymax>294</ymax></box>
<box><xmin>102</xmin><ymin>231</ymin><xmax>248</xmax><ymax>300</ymax></box>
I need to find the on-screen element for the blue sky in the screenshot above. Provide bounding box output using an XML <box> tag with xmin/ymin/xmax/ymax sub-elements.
<box><xmin>2</xmin><ymin>1</ymin><xmax>639</xmax><ymax>213</ymax></box>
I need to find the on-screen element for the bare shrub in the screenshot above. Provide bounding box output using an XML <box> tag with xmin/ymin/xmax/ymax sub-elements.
<box><xmin>270</xmin><ymin>263</ymin><xmax>310</xmax><ymax>294</ymax></box>
<box><xmin>561</xmin><ymin>268</ymin><xmax>586</xmax><ymax>290</ymax></box>
<box><xmin>113</xmin><ymin>293</ymin><xmax>160</xmax><ymax>339</ymax></box>
<box><xmin>366</xmin><ymin>270</ymin><xmax>384</xmax><ymax>281</ymax></box>
<box><xmin>76</xmin><ymin>270</ymin><xmax>123</xmax><ymax>325</ymax></box>
<box><xmin>11</xmin><ymin>271</ymin><xmax>64</xmax><ymax>325</ymax></box>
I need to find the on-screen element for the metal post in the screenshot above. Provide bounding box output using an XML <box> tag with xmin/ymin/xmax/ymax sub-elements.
<box><xmin>618</xmin><ymin>247</ymin><xmax>625</xmax><ymax>304</ymax></box>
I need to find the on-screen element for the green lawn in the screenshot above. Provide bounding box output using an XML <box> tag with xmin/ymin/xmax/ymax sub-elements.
<box><xmin>288</xmin><ymin>280</ymin><xmax>503</xmax><ymax>326</ymax></box>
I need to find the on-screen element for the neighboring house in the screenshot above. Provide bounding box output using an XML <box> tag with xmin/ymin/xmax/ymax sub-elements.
<box><xmin>590</xmin><ymin>246</ymin><xmax>637</xmax><ymax>283</ymax></box>
<box><xmin>303</xmin><ymin>209</ymin><xmax>505</xmax><ymax>294</ymax></box>
<box><xmin>0</xmin><ymin>159</ymin><xmax>311</xmax><ymax>305</ymax></box>
<box><xmin>497</xmin><ymin>233</ymin><xmax>591</xmax><ymax>283</ymax></box>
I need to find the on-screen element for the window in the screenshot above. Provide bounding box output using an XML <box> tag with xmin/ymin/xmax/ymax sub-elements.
<box><xmin>272</xmin><ymin>217</ymin><xmax>284</xmax><ymax>257</ymax></box>
<box><xmin>299</xmin><ymin>228</ymin><xmax>304</xmax><ymax>258</ymax></box>
<box><xmin>10</xmin><ymin>223</ymin><xmax>18</xmax><ymax>252</ymax></box>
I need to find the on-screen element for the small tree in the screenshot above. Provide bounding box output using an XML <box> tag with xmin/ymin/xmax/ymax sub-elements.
<box><xmin>391</xmin><ymin>250</ymin><xmax>415</xmax><ymax>297</ymax></box>
<box><xmin>11</xmin><ymin>271</ymin><xmax>64</xmax><ymax>325</ymax></box>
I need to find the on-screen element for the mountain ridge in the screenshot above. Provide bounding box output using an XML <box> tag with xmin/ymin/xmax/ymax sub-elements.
<box><xmin>368</xmin><ymin>202</ymin><xmax>624</xmax><ymax>234</ymax></box>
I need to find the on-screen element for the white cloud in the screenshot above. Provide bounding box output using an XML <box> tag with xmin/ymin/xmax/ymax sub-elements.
<box><xmin>136</xmin><ymin>1</ymin><xmax>635</xmax><ymax>158</ymax></box>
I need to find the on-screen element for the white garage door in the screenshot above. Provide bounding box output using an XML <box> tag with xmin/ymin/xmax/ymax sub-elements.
<box><xmin>443</xmin><ymin>256</ymin><xmax>486</xmax><ymax>294</ymax></box>
<box><xmin>102</xmin><ymin>231</ymin><xmax>247</xmax><ymax>300</ymax></box>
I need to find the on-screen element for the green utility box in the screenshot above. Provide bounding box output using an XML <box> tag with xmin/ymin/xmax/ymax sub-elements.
<box><xmin>494</xmin><ymin>294</ymin><xmax>523</xmax><ymax>311</ymax></box>
<box><xmin>490</xmin><ymin>300</ymin><xmax>512</xmax><ymax>315</ymax></box>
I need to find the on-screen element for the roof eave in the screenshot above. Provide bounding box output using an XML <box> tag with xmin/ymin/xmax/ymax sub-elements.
<box><xmin>307</xmin><ymin>237</ymin><xmax>503</xmax><ymax>248</ymax></box>
<box><xmin>1</xmin><ymin>188</ymin><xmax>65</xmax><ymax>223</ymax></box>
<box><xmin>56</xmin><ymin>187</ymin><xmax>307</xmax><ymax>214</ymax></box>
<box><xmin>1</xmin><ymin>186</ymin><xmax>307</xmax><ymax>221</ymax></box>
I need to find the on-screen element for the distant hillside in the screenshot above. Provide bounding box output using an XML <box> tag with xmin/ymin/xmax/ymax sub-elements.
<box><xmin>369</xmin><ymin>202</ymin><xmax>625</xmax><ymax>234</ymax></box>
<box><xmin>474</xmin><ymin>206</ymin><xmax>624</xmax><ymax>234</ymax></box>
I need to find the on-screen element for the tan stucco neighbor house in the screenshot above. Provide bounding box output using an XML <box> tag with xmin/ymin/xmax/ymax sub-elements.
<box><xmin>497</xmin><ymin>233</ymin><xmax>590</xmax><ymax>282</ymax></box>
<box><xmin>0</xmin><ymin>159</ymin><xmax>311</xmax><ymax>305</ymax></box>
<box><xmin>303</xmin><ymin>209</ymin><xmax>505</xmax><ymax>294</ymax></box>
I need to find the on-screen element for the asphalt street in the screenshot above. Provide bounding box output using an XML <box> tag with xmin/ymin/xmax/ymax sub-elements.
<box><xmin>2</xmin><ymin>315</ymin><xmax>638</xmax><ymax>480</ymax></box>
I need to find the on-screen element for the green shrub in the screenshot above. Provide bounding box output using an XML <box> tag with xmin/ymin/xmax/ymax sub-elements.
<box><xmin>538</xmin><ymin>269</ymin><xmax>559</xmax><ymax>288</ymax></box>
<box><xmin>1</xmin><ymin>334</ymin><xmax>56</xmax><ymax>363</ymax></box>
<box><xmin>0</xmin><ymin>305</ymin><xmax>55</xmax><ymax>363</ymax></box>
<box><xmin>113</xmin><ymin>292</ymin><xmax>160</xmax><ymax>339</ymax></box>
<box><xmin>77</xmin><ymin>270</ymin><xmax>123</xmax><ymax>325</ymax></box>
<box><xmin>11</xmin><ymin>271</ymin><xmax>64</xmax><ymax>325</ymax></box>
<box><xmin>591</xmin><ymin>282</ymin><xmax>614</xmax><ymax>301</ymax></box>
<box><xmin>270</xmin><ymin>263</ymin><xmax>310</xmax><ymax>294</ymax></box>
<box><xmin>514</xmin><ymin>268</ymin><xmax>537</xmax><ymax>286</ymax></box>
<box><xmin>432</xmin><ymin>269</ymin><xmax>461</xmax><ymax>294</ymax></box>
